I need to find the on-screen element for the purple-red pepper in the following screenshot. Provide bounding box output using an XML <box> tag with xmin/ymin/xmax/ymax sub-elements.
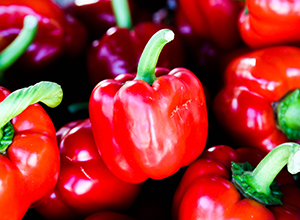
<box><xmin>86</xmin><ymin>0</ymin><xmax>185</xmax><ymax>86</ymax></box>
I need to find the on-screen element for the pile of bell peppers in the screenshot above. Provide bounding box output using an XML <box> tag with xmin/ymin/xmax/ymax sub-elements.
<box><xmin>1</xmin><ymin>0</ymin><xmax>300</xmax><ymax>220</ymax></box>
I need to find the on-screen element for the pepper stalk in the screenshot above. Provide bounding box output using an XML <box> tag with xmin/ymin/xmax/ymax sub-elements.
<box><xmin>111</xmin><ymin>0</ymin><xmax>132</xmax><ymax>29</ymax></box>
<box><xmin>134</xmin><ymin>29</ymin><xmax>174</xmax><ymax>86</ymax></box>
<box><xmin>0</xmin><ymin>15</ymin><xmax>38</xmax><ymax>79</ymax></box>
<box><xmin>0</xmin><ymin>81</ymin><xmax>63</xmax><ymax>154</ymax></box>
<box><xmin>232</xmin><ymin>142</ymin><xmax>300</xmax><ymax>205</ymax></box>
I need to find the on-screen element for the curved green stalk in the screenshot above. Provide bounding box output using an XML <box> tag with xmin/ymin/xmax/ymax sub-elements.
<box><xmin>0</xmin><ymin>15</ymin><xmax>38</xmax><ymax>78</ymax></box>
<box><xmin>0</xmin><ymin>81</ymin><xmax>63</xmax><ymax>153</ymax></box>
<box><xmin>134</xmin><ymin>29</ymin><xmax>174</xmax><ymax>86</ymax></box>
<box><xmin>232</xmin><ymin>142</ymin><xmax>300</xmax><ymax>205</ymax></box>
<box><xmin>111</xmin><ymin>0</ymin><xmax>132</xmax><ymax>29</ymax></box>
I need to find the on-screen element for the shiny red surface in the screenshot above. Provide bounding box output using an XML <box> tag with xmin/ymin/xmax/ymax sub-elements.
<box><xmin>239</xmin><ymin>0</ymin><xmax>300</xmax><ymax>48</ymax></box>
<box><xmin>87</xmin><ymin>22</ymin><xmax>185</xmax><ymax>87</ymax></box>
<box><xmin>213</xmin><ymin>46</ymin><xmax>300</xmax><ymax>152</ymax></box>
<box><xmin>172</xmin><ymin>145</ymin><xmax>298</xmax><ymax>220</ymax></box>
<box><xmin>0</xmin><ymin>0</ymin><xmax>66</xmax><ymax>70</ymax></box>
<box><xmin>89</xmin><ymin>67</ymin><xmax>208</xmax><ymax>183</ymax></box>
<box><xmin>35</xmin><ymin>119</ymin><xmax>141</xmax><ymax>220</ymax></box>
<box><xmin>0</xmin><ymin>86</ymin><xmax>60</xmax><ymax>220</ymax></box>
<box><xmin>176</xmin><ymin>0</ymin><xmax>243</xmax><ymax>50</ymax></box>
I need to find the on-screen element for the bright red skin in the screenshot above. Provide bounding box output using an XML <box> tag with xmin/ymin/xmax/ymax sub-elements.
<box><xmin>176</xmin><ymin>0</ymin><xmax>243</xmax><ymax>51</ymax></box>
<box><xmin>172</xmin><ymin>145</ymin><xmax>300</xmax><ymax>220</ymax></box>
<box><xmin>87</xmin><ymin>22</ymin><xmax>185</xmax><ymax>86</ymax></box>
<box><xmin>35</xmin><ymin>119</ymin><xmax>141</xmax><ymax>220</ymax></box>
<box><xmin>0</xmin><ymin>87</ymin><xmax>60</xmax><ymax>220</ymax></box>
<box><xmin>89</xmin><ymin>67</ymin><xmax>208</xmax><ymax>183</ymax></box>
<box><xmin>213</xmin><ymin>46</ymin><xmax>300</xmax><ymax>152</ymax></box>
<box><xmin>239</xmin><ymin>0</ymin><xmax>300</xmax><ymax>48</ymax></box>
<box><xmin>84</xmin><ymin>211</ymin><xmax>136</xmax><ymax>220</ymax></box>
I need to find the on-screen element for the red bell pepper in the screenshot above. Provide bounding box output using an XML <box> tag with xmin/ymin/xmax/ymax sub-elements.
<box><xmin>175</xmin><ymin>0</ymin><xmax>244</xmax><ymax>51</ymax></box>
<box><xmin>0</xmin><ymin>81</ymin><xmax>63</xmax><ymax>220</ymax></box>
<box><xmin>35</xmin><ymin>119</ymin><xmax>141</xmax><ymax>220</ymax></box>
<box><xmin>239</xmin><ymin>0</ymin><xmax>300</xmax><ymax>48</ymax></box>
<box><xmin>213</xmin><ymin>46</ymin><xmax>300</xmax><ymax>152</ymax></box>
<box><xmin>173</xmin><ymin>143</ymin><xmax>300</xmax><ymax>220</ymax></box>
<box><xmin>86</xmin><ymin>0</ymin><xmax>185</xmax><ymax>86</ymax></box>
<box><xmin>89</xmin><ymin>29</ymin><xmax>208</xmax><ymax>183</ymax></box>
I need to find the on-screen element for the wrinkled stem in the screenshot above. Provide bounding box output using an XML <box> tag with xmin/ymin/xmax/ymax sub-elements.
<box><xmin>0</xmin><ymin>81</ymin><xmax>63</xmax><ymax>134</ymax></box>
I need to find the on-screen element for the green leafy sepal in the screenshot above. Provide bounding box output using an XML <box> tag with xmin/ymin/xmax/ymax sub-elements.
<box><xmin>0</xmin><ymin>121</ymin><xmax>14</xmax><ymax>154</ymax></box>
<box><xmin>231</xmin><ymin>161</ymin><xmax>283</xmax><ymax>205</ymax></box>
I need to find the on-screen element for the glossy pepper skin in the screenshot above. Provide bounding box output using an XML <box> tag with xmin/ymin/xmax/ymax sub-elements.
<box><xmin>89</xmin><ymin>67</ymin><xmax>208</xmax><ymax>183</ymax></box>
<box><xmin>213</xmin><ymin>46</ymin><xmax>300</xmax><ymax>153</ymax></box>
<box><xmin>55</xmin><ymin>0</ymin><xmax>116</xmax><ymax>39</ymax></box>
<box><xmin>0</xmin><ymin>0</ymin><xmax>88</xmax><ymax>72</ymax></box>
<box><xmin>176</xmin><ymin>0</ymin><xmax>244</xmax><ymax>51</ymax></box>
<box><xmin>0</xmin><ymin>85</ymin><xmax>61</xmax><ymax>220</ymax></box>
<box><xmin>239</xmin><ymin>0</ymin><xmax>300</xmax><ymax>48</ymax></box>
<box><xmin>172</xmin><ymin>145</ymin><xmax>300</xmax><ymax>220</ymax></box>
<box><xmin>53</xmin><ymin>0</ymin><xmax>152</xmax><ymax>41</ymax></box>
<box><xmin>35</xmin><ymin>119</ymin><xmax>141</xmax><ymax>220</ymax></box>
<box><xmin>87</xmin><ymin>22</ymin><xmax>185</xmax><ymax>86</ymax></box>
<box><xmin>0</xmin><ymin>0</ymin><xmax>66</xmax><ymax>71</ymax></box>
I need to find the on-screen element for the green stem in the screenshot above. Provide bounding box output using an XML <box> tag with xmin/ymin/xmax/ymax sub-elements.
<box><xmin>276</xmin><ymin>89</ymin><xmax>300</xmax><ymax>140</ymax></box>
<box><xmin>134</xmin><ymin>29</ymin><xmax>174</xmax><ymax>86</ymax></box>
<box><xmin>232</xmin><ymin>142</ymin><xmax>300</xmax><ymax>205</ymax></box>
<box><xmin>0</xmin><ymin>15</ymin><xmax>38</xmax><ymax>78</ymax></box>
<box><xmin>111</xmin><ymin>0</ymin><xmax>132</xmax><ymax>29</ymax></box>
<box><xmin>251</xmin><ymin>142</ymin><xmax>300</xmax><ymax>191</ymax></box>
<box><xmin>68</xmin><ymin>102</ymin><xmax>88</xmax><ymax>114</ymax></box>
<box><xmin>0</xmin><ymin>81</ymin><xmax>63</xmax><ymax>142</ymax></box>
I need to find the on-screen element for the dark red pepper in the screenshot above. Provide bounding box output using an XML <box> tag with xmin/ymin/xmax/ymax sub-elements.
<box><xmin>0</xmin><ymin>15</ymin><xmax>38</xmax><ymax>88</ymax></box>
<box><xmin>173</xmin><ymin>1</ymin><xmax>248</xmax><ymax>89</ymax></box>
<box><xmin>86</xmin><ymin>0</ymin><xmax>185</xmax><ymax>86</ymax></box>
<box><xmin>53</xmin><ymin>0</ymin><xmax>152</xmax><ymax>41</ymax></box>
<box><xmin>175</xmin><ymin>0</ymin><xmax>244</xmax><ymax>51</ymax></box>
<box><xmin>0</xmin><ymin>0</ymin><xmax>88</xmax><ymax>73</ymax></box>
<box><xmin>61</xmin><ymin>14</ymin><xmax>88</xmax><ymax>59</ymax></box>
<box><xmin>0</xmin><ymin>0</ymin><xmax>65</xmax><ymax>71</ymax></box>
<box><xmin>35</xmin><ymin>119</ymin><xmax>141</xmax><ymax>220</ymax></box>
